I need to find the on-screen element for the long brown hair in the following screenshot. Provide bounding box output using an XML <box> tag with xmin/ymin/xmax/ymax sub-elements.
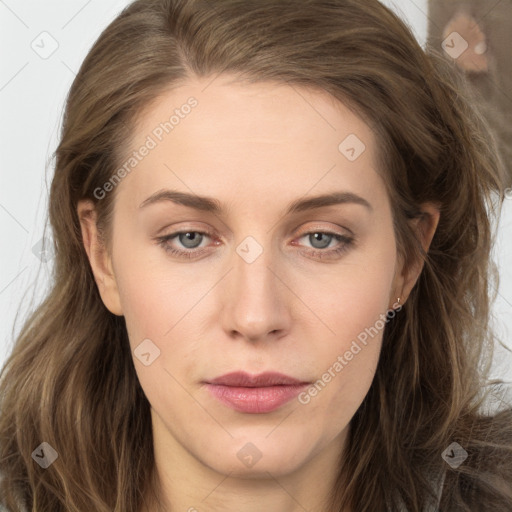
<box><xmin>1</xmin><ymin>1</ymin><xmax>511</xmax><ymax>510</ymax></box>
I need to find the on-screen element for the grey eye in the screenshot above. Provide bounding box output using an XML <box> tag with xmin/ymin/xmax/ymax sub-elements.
<box><xmin>308</xmin><ymin>232</ymin><xmax>333</xmax><ymax>249</ymax></box>
<box><xmin>178</xmin><ymin>232</ymin><xmax>204</xmax><ymax>249</ymax></box>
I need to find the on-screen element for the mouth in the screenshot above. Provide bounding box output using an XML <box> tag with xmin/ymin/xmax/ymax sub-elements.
<box><xmin>203</xmin><ymin>371</ymin><xmax>310</xmax><ymax>414</ymax></box>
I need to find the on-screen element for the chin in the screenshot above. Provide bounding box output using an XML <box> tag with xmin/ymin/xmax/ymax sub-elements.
<box><xmin>199</xmin><ymin>434</ymin><xmax>316</xmax><ymax>478</ymax></box>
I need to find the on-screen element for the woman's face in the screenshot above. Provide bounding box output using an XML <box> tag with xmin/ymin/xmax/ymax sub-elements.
<box><xmin>80</xmin><ymin>74</ymin><xmax>429</xmax><ymax>482</ymax></box>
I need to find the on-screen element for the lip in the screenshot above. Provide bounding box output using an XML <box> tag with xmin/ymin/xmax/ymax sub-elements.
<box><xmin>204</xmin><ymin>371</ymin><xmax>310</xmax><ymax>414</ymax></box>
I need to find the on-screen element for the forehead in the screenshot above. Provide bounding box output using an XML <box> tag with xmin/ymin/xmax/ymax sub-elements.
<box><xmin>133</xmin><ymin>74</ymin><xmax>374</xmax><ymax>149</ymax></box>
<box><xmin>114</xmin><ymin>74</ymin><xmax>387</xmax><ymax>215</ymax></box>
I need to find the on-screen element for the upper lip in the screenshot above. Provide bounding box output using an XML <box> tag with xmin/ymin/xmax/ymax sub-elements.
<box><xmin>206</xmin><ymin>371</ymin><xmax>308</xmax><ymax>387</ymax></box>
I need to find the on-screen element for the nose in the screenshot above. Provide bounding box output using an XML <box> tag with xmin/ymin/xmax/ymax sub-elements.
<box><xmin>220</xmin><ymin>239</ymin><xmax>291</xmax><ymax>343</ymax></box>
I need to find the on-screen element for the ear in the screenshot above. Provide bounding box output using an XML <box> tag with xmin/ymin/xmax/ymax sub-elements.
<box><xmin>77</xmin><ymin>199</ymin><xmax>123</xmax><ymax>316</ymax></box>
<box><xmin>391</xmin><ymin>202</ymin><xmax>441</xmax><ymax>307</ymax></box>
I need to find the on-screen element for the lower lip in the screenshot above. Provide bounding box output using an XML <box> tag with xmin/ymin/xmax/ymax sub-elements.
<box><xmin>205</xmin><ymin>383</ymin><xmax>308</xmax><ymax>413</ymax></box>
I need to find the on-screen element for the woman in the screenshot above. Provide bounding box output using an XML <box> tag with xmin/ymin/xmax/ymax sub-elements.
<box><xmin>0</xmin><ymin>0</ymin><xmax>511</xmax><ymax>510</ymax></box>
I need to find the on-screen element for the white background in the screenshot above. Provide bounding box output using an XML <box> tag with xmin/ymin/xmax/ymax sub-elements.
<box><xmin>1</xmin><ymin>0</ymin><xmax>511</xmax><ymax>383</ymax></box>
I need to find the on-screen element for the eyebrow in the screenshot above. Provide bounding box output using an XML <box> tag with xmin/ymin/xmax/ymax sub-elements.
<box><xmin>139</xmin><ymin>189</ymin><xmax>373</xmax><ymax>215</ymax></box>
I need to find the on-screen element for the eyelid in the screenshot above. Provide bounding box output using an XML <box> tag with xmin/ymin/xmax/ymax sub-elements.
<box><xmin>156</xmin><ymin>222</ymin><xmax>352</xmax><ymax>245</ymax></box>
<box><xmin>294</xmin><ymin>222</ymin><xmax>354</xmax><ymax>238</ymax></box>
<box><xmin>155</xmin><ymin>223</ymin><xmax>355</xmax><ymax>261</ymax></box>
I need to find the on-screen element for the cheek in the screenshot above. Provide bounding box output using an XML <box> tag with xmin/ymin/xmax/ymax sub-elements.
<box><xmin>114</xmin><ymin>261</ymin><xmax>206</xmax><ymax>412</ymax></box>
<box><xmin>299</xmin><ymin>238</ymin><xmax>395</xmax><ymax>408</ymax></box>
<box><xmin>111</xmin><ymin>228</ymin><xmax>207</xmax><ymax>346</ymax></box>
<box><xmin>309</xmin><ymin>239</ymin><xmax>396</xmax><ymax>348</ymax></box>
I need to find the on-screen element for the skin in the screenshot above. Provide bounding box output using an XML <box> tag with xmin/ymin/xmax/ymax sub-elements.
<box><xmin>78</xmin><ymin>74</ymin><xmax>440</xmax><ymax>512</ymax></box>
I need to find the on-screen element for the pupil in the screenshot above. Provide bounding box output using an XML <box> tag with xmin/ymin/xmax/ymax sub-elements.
<box><xmin>312</xmin><ymin>233</ymin><xmax>330</xmax><ymax>248</ymax></box>
<box><xmin>181</xmin><ymin>232</ymin><xmax>200</xmax><ymax>248</ymax></box>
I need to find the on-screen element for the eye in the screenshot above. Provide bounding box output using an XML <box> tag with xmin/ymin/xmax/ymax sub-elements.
<box><xmin>155</xmin><ymin>228</ymin><xmax>355</xmax><ymax>260</ymax></box>
<box><xmin>156</xmin><ymin>230</ymin><xmax>214</xmax><ymax>259</ymax></box>
<box><xmin>293</xmin><ymin>231</ymin><xmax>355</xmax><ymax>260</ymax></box>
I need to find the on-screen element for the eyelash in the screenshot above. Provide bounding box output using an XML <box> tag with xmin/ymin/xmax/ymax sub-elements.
<box><xmin>155</xmin><ymin>228</ymin><xmax>355</xmax><ymax>261</ymax></box>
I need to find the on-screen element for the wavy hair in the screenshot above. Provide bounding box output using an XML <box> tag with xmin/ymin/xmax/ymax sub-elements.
<box><xmin>1</xmin><ymin>0</ymin><xmax>511</xmax><ymax>510</ymax></box>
